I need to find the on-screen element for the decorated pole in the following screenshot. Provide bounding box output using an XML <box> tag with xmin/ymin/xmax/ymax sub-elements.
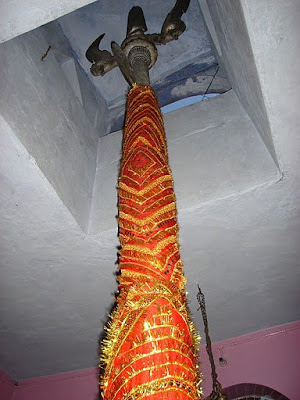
<box><xmin>86</xmin><ymin>2</ymin><xmax>202</xmax><ymax>398</ymax></box>
<box><xmin>101</xmin><ymin>84</ymin><xmax>201</xmax><ymax>399</ymax></box>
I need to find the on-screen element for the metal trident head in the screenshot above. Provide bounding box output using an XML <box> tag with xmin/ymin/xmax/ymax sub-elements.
<box><xmin>85</xmin><ymin>0</ymin><xmax>190</xmax><ymax>86</ymax></box>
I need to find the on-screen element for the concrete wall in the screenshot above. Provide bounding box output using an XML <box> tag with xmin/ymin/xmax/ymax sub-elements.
<box><xmin>0</xmin><ymin>27</ymin><xmax>101</xmax><ymax>231</ymax></box>
<box><xmin>240</xmin><ymin>0</ymin><xmax>300</xmax><ymax>172</ymax></box>
<box><xmin>4</xmin><ymin>321</ymin><xmax>299</xmax><ymax>400</ymax></box>
<box><xmin>0</xmin><ymin>113</ymin><xmax>117</xmax><ymax>379</ymax></box>
<box><xmin>89</xmin><ymin>90</ymin><xmax>279</xmax><ymax>236</ymax></box>
<box><xmin>0</xmin><ymin>0</ymin><xmax>97</xmax><ymax>44</ymax></box>
<box><xmin>42</xmin><ymin>21</ymin><xmax>109</xmax><ymax>137</ymax></box>
<box><xmin>204</xmin><ymin>0</ymin><xmax>278</xmax><ymax>165</ymax></box>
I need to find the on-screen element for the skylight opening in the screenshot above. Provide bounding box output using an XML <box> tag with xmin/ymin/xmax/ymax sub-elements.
<box><xmin>161</xmin><ymin>93</ymin><xmax>220</xmax><ymax>114</ymax></box>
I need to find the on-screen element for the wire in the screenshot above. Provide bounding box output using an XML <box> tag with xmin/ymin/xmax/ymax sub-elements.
<box><xmin>197</xmin><ymin>284</ymin><xmax>226</xmax><ymax>400</ymax></box>
<box><xmin>201</xmin><ymin>65</ymin><xmax>220</xmax><ymax>102</ymax></box>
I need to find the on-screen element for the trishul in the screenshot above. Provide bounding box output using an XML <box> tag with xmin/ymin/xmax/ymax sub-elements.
<box><xmin>86</xmin><ymin>0</ymin><xmax>190</xmax><ymax>86</ymax></box>
<box><xmin>86</xmin><ymin>1</ymin><xmax>202</xmax><ymax>399</ymax></box>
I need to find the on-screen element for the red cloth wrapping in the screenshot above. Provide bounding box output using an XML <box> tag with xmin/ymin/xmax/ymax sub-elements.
<box><xmin>101</xmin><ymin>85</ymin><xmax>202</xmax><ymax>399</ymax></box>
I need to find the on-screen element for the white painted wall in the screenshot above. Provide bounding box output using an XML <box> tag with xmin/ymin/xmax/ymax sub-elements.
<box><xmin>206</xmin><ymin>0</ymin><xmax>278</xmax><ymax>165</ymax></box>
<box><xmin>0</xmin><ymin>0</ymin><xmax>96</xmax><ymax>44</ymax></box>
<box><xmin>0</xmin><ymin>27</ymin><xmax>100</xmax><ymax>231</ymax></box>
<box><xmin>240</xmin><ymin>0</ymin><xmax>300</xmax><ymax>172</ymax></box>
<box><xmin>197</xmin><ymin>0</ymin><xmax>222</xmax><ymax>56</ymax></box>
<box><xmin>183</xmin><ymin>0</ymin><xmax>300</xmax><ymax>343</ymax></box>
<box><xmin>0</xmin><ymin>113</ymin><xmax>117</xmax><ymax>379</ymax></box>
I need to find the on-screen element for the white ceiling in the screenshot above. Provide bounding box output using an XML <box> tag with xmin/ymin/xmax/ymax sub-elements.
<box><xmin>0</xmin><ymin>0</ymin><xmax>96</xmax><ymax>44</ymax></box>
<box><xmin>0</xmin><ymin>0</ymin><xmax>299</xmax><ymax>382</ymax></box>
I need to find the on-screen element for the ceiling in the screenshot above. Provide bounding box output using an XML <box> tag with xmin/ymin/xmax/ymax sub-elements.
<box><xmin>0</xmin><ymin>0</ymin><xmax>299</xmax><ymax>382</ymax></box>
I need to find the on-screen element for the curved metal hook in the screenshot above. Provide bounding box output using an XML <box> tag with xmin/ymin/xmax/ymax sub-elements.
<box><xmin>86</xmin><ymin>33</ymin><xmax>106</xmax><ymax>63</ymax></box>
<box><xmin>85</xmin><ymin>33</ymin><xmax>117</xmax><ymax>76</ymax></box>
<box><xmin>160</xmin><ymin>0</ymin><xmax>190</xmax><ymax>43</ymax></box>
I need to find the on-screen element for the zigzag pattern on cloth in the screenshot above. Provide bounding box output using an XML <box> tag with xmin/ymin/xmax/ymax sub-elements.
<box><xmin>100</xmin><ymin>85</ymin><xmax>202</xmax><ymax>400</ymax></box>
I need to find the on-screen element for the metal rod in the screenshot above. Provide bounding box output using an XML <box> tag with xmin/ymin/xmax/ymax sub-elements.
<box><xmin>130</xmin><ymin>57</ymin><xmax>150</xmax><ymax>86</ymax></box>
<box><xmin>197</xmin><ymin>285</ymin><xmax>227</xmax><ymax>400</ymax></box>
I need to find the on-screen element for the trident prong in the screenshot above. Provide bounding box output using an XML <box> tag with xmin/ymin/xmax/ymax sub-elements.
<box><xmin>85</xmin><ymin>33</ymin><xmax>117</xmax><ymax>76</ymax></box>
<box><xmin>159</xmin><ymin>0</ymin><xmax>190</xmax><ymax>43</ymax></box>
<box><xmin>85</xmin><ymin>0</ymin><xmax>190</xmax><ymax>85</ymax></box>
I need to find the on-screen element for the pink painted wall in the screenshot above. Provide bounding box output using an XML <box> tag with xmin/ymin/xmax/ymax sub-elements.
<box><xmin>200</xmin><ymin>320</ymin><xmax>300</xmax><ymax>400</ymax></box>
<box><xmin>0</xmin><ymin>369</ymin><xmax>14</xmax><ymax>400</ymax></box>
<box><xmin>2</xmin><ymin>321</ymin><xmax>299</xmax><ymax>400</ymax></box>
<box><xmin>12</xmin><ymin>369</ymin><xmax>99</xmax><ymax>400</ymax></box>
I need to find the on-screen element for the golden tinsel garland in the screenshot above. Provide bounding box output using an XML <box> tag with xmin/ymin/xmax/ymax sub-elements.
<box><xmin>100</xmin><ymin>85</ymin><xmax>202</xmax><ymax>400</ymax></box>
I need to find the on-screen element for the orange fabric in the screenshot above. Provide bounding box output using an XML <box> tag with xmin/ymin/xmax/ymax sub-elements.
<box><xmin>101</xmin><ymin>85</ymin><xmax>201</xmax><ymax>399</ymax></box>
